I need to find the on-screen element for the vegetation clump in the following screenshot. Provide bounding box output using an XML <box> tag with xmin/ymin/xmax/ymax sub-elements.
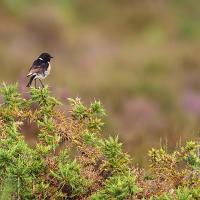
<box><xmin>0</xmin><ymin>84</ymin><xmax>199</xmax><ymax>199</ymax></box>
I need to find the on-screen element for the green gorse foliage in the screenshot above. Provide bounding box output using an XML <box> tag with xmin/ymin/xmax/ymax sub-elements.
<box><xmin>91</xmin><ymin>171</ymin><xmax>137</xmax><ymax>200</ymax></box>
<box><xmin>0</xmin><ymin>83</ymin><xmax>199</xmax><ymax>199</ymax></box>
<box><xmin>0</xmin><ymin>84</ymin><xmax>137</xmax><ymax>199</ymax></box>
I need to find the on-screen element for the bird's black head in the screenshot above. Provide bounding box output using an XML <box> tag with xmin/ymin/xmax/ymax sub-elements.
<box><xmin>38</xmin><ymin>52</ymin><xmax>53</xmax><ymax>62</ymax></box>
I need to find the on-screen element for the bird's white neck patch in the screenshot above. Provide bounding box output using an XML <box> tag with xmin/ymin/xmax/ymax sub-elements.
<box><xmin>39</xmin><ymin>57</ymin><xmax>43</xmax><ymax>60</ymax></box>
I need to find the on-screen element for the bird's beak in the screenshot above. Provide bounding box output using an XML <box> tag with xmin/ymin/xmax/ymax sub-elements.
<box><xmin>50</xmin><ymin>56</ymin><xmax>54</xmax><ymax>58</ymax></box>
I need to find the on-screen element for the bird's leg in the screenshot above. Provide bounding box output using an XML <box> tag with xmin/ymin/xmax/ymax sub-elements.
<box><xmin>39</xmin><ymin>79</ymin><xmax>44</xmax><ymax>88</ymax></box>
<box><xmin>34</xmin><ymin>79</ymin><xmax>37</xmax><ymax>88</ymax></box>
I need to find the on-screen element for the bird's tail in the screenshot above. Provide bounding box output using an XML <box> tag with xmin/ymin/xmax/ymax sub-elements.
<box><xmin>26</xmin><ymin>75</ymin><xmax>36</xmax><ymax>87</ymax></box>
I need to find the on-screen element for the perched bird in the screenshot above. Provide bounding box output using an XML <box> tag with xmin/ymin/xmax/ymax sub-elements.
<box><xmin>26</xmin><ymin>52</ymin><xmax>53</xmax><ymax>88</ymax></box>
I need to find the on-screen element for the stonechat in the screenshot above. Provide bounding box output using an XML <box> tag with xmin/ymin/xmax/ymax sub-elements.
<box><xmin>26</xmin><ymin>52</ymin><xmax>53</xmax><ymax>88</ymax></box>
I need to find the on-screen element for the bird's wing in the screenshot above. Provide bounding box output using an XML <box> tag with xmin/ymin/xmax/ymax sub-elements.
<box><xmin>27</xmin><ymin>60</ymin><xmax>48</xmax><ymax>77</ymax></box>
<box><xmin>27</xmin><ymin>67</ymin><xmax>43</xmax><ymax>77</ymax></box>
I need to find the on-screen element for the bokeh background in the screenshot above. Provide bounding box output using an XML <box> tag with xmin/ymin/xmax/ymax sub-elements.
<box><xmin>1</xmin><ymin>0</ymin><xmax>200</xmax><ymax>167</ymax></box>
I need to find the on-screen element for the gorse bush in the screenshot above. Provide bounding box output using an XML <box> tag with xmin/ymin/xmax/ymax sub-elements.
<box><xmin>0</xmin><ymin>83</ymin><xmax>199</xmax><ymax>199</ymax></box>
<box><xmin>0</xmin><ymin>84</ymin><xmax>137</xmax><ymax>199</ymax></box>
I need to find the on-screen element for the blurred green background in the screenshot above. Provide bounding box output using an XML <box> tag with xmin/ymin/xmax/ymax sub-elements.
<box><xmin>1</xmin><ymin>0</ymin><xmax>200</xmax><ymax>167</ymax></box>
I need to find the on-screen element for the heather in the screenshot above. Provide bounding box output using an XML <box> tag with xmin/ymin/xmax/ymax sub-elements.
<box><xmin>0</xmin><ymin>84</ymin><xmax>199</xmax><ymax>199</ymax></box>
